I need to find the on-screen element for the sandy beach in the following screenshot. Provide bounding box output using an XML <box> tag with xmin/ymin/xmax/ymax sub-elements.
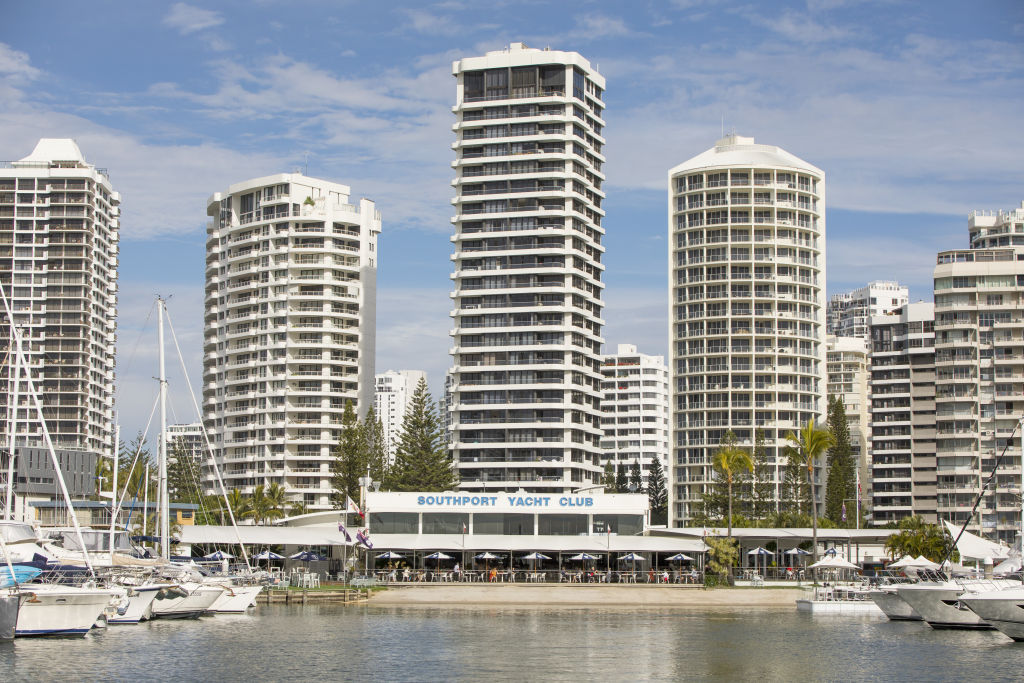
<box><xmin>367</xmin><ymin>584</ymin><xmax>802</xmax><ymax>607</ymax></box>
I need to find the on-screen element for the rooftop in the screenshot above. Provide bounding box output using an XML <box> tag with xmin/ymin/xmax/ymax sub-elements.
<box><xmin>670</xmin><ymin>135</ymin><xmax>823</xmax><ymax>177</ymax></box>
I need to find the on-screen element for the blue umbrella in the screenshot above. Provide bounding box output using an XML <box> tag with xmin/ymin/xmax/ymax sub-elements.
<box><xmin>204</xmin><ymin>550</ymin><xmax>234</xmax><ymax>561</ymax></box>
<box><xmin>666</xmin><ymin>553</ymin><xmax>693</xmax><ymax>562</ymax></box>
<box><xmin>290</xmin><ymin>550</ymin><xmax>326</xmax><ymax>562</ymax></box>
<box><xmin>377</xmin><ymin>551</ymin><xmax>404</xmax><ymax>560</ymax></box>
<box><xmin>618</xmin><ymin>553</ymin><xmax>646</xmax><ymax>562</ymax></box>
<box><xmin>253</xmin><ymin>550</ymin><xmax>284</xmax><ymax>561</ymax></box>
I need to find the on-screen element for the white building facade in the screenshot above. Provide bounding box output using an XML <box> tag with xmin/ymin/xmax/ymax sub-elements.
<box><xmin>374</xmin><ymin>370</ymin><xmax>427</xmax><ymax>462</ymax></box>
<box><xmin>599</xmin><ymin>344</ymin><xmax>669</xmax><ymax>488</ymax></box>
<box><xmin>826</xmin><ymin>335</ymin><xmax>871</xmax><ymax>507</ymax></box>
<box><xmin>934</xmin><ymin>241</ymin><xmax>1024</xmax><ymax>544</ymax></box>
<box><xmin>827</xmin><ymin>281</ymin><xmax>908</xmax><ymax>339</ymax></box>
<box><xmin>0</xmin><ymin>139</ymin><xmax>119</xmax><ymax>455</ymax></box>
<box><xmin>202</xmin><ymin>173</ymin><xmax>381</xmax><ymax>509</ymax></box>
<box><xmin>868</xmin><ymin>302</ymin><xmax>937</xmax><ymax>526</ymax></box>
<box><xmin>447</xmin><ymin>43</ymin><xmax>607</xmax><ymax>492</ymax></box>
<box><xmin>164</xmin><ymin>422</ymin><xmax>205</xmax><ymax>464</ymax></box>
<box><xmin>668</xmin><ymin>135</ymin><xmax>827</xmax><ymax>526</ymax></box>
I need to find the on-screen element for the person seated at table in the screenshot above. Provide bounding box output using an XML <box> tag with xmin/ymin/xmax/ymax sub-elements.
<box><xmin>661</xmin><ymin>570</ymin><xmax>669</xmax><ymax>584</ymax></box>
<box><xmin>453</xmin><ymin>562</ymin><xmax>461</xmax><ymax>580</ymax></box>
<box><xmin>647</xmin><ymin>569</ymin><xmax>655</xmax><ymax>584</ymax></box>
<box><xmin>786</xmin><ymin>567</ymin><xmax>794</xmax><ymax>579</ymax></box>
<box><xmin>489</xmin><ymin>567</ymin><xmax>497</xmax><ymax>583</ymax></box>
<box><xmin>690</xmin><ymin>568</ymin><xmax>699</xmax><ymax>583</ymax></box>
<box><xmin>402</xmin><ymin>567</ymin><xmax>410</xmax><ymax>582</ymax></box>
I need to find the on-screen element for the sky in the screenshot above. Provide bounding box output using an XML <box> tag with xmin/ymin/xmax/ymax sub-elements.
<box><xmin>1</xmin><ymin>0</ymin><xmax>1022</xmax><ymax>441</ymax></box>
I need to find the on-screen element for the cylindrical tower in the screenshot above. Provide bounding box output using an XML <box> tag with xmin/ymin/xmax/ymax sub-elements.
<box><xmin>202</xmin><ymin>174</ymin><xmax>381</xmax><ymax>510</ymax></box>
<box><xmin>668</xmin><ymin>135</ymin><xmax>827</xmax><ymax>525</ymax></box>
<box><xmin>448</xmin><ymin>43</ymin><xmax>606</xmax><ymax>492</ymax></box>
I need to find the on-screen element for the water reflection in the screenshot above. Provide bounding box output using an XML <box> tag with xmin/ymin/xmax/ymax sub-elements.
<box><xmin>2</xmin><ymin>604</ymin><xmax>1024</xmax><ymax>681</ymax></box>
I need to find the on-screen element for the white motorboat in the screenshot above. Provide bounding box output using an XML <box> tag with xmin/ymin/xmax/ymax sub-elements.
<box><xmin>105</xmin><ymin>584</ymin><xmax>168</xmax><ymax>624</ymax></box>
<box><xmin>868</xmin><ymin>586</ymin><xmax>921</xmax><ymax>621</ymax></box>
<box><xmin>895</xmin><ymin>577</ymin><xmax>1020</xmax><ymax>630</ymax></box>
<box><xmin>960</xmin><ymin>587</ymin><xmax>1024</xmax><ymax>641</ymax></box>
<box><xmin>207</xmin><ymin>583</ymin><xmax>262</xmax><ymax>613</ymax></box>
<box><xmin>15</xmin><ymin>584</ymin><xmax>117</xmax><ymax>637</ymax></box>
<box><xmin>150</xmin><ymin>582</ymin><xmax>224</xmax><ymax>619</ymax></box>
<box><xmin>796</xmin><ymin>585</ymin><xmax>884</xmax><ymax>614</ymax></box>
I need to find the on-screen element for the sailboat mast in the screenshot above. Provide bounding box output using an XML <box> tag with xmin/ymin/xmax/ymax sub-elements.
<box><xmin>4</xmin><ymin>329</ymin><xmax>19</xmax><ymax>521</ymax></box>
<box><xmin>157</xmin><ymin>297</ymin><xmax>170</xmax><ymax>561</ymax></box>
<box><xmin>109</xmin><ymin>422</ymin><xmax>119</xmax><ymax>559</ymax></box>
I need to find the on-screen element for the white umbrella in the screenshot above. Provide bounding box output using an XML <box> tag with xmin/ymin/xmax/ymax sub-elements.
<box><xmin>808</xmin><ymin>555</ymin><xmax>858</xmax><ymax>570</ymax></box>
<box><xmin>252</xmin><ymin>550</ymin><xmax>284</xmax><ymax>561</ymax></box>
<box><xmin>425</xmin><ymin>551</ymin><xmax>452</xmax><ymax>573</ymax></box>
<box><xmin>913</xmin><ymin>555</ymin><xmax>941</xmax><ymax>570</ymax></box>
<box><xmin>377</xmin><ymin>551</ymin><xmax>404</xmax><ymax>560</ymax></box>
<box><xmin>521</xmin><ymin>552</ymin><xmax>551</xmax><ymax>561</ymax></box>
<box><xmin>474</xmin><ymin>552</ymin><xmax>500</xmax><ymax>560</ymax></box>
<box><xmin>784</xmin><ymin>548</ymin><xmax>811</xmax><ymax>556</ymax></box>
<box><xmin>568</xmin><ymin>553</ymin><xmax>600</xmax><ymax>561</ymax></box>
<box><xmin>204</xmin><ymin>550</ymin><xmax>234</xmax><ymax>560</ymax></box>
<box><xmin>618</xmin><ymin>553</ymin><xmax>646</xmax><ymax>562</ymax></box>
<box><xmin>888</xmin><ymin>555</ymin><xmax>920</xmax><ymax>568</ymax></box>
<box><xmin>666</xmin><ymin>553</ymin><xmax>693</xmax><ymax>562</ymax></box>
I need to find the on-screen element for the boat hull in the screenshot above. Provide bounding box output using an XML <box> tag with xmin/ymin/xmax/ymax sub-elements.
<box><xmin>895</xmin><ymin>585</ymin><xmax>992</xmax><ymax>630</ymax></box>
<box><xmin>151</xmin><ymin>584</ymin><xmax>224</xmax><ymax>619</ymax></box>
<box><xmin>106</xmin><ymin>585</ymin><xmax>163</xmax><ymax>625</ymax></box>
<box><xmin>961</xmin><ymin>591</ymin><xmax>1024</xmax><ymax>641</ymax></box>
<box><xmin>15</xmin><ymin>586</ymin><xmax>115</xmax><ymax>637</ymax></box>
<box><xmin>208</xmin><ymin>585</ymin><xmax>262</xmax><ymax>613</ymax></box>
<box><xmin>868</xmin><ymin>589</ymin><xmax>921</xmax><ymax>621</ymax></box>
<box><xmin>0</xmin><ymin>593</ymin><xmax>20</xmax><ymax>640</ymax></box>
<box><xmin>796</xmin><ymin>599</ymin><xmax>883</xmax><ymax>614</ymax></box>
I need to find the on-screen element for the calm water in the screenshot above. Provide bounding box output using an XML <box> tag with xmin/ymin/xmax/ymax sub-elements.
<box><xmin>2</xmin><ymin>604</ymin><xmax>1024</xmax><ymax>681</ymax></box>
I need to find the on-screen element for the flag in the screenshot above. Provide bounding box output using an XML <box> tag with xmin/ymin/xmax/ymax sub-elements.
<box><xmin>462</xmin><ymin>522</ymin><xmax>467</xmax><ymax>534</ymax></box>
<box><xmin>356</xmin><ymin>528</ymin><xmax>373</xmax><ymax>549</ymax></box>
<box><xmin>841</xmin><ymin>502</ymin><xmax>847</xmax><ymax>522</ymax></box>
<box><xmin>346</xmin><ymin>495</ymin><xmax>365</xmax><ymax>520</ymax></box>
<box><xmin>338</xmin><ymin>521</ymin><xmax>352</xmax><ymax>543</ymax></box>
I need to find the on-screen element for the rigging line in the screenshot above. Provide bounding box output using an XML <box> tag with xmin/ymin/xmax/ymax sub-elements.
<box><xmin>940</xmin><ymin>415</ymin><xmax>1024</xmax><ymax>569</ymax></box>
<box><xmin>164</xmin><ymin>302</ymin><xmax>251</xmax><ymax>570</ymax></box>
<box><xmin>119</xmin><ymin>297</ymin><xmax>157</xmax><ymax>376</ymax></box>
<box><xmin>113</xmin><ymin>391</ymin><xmax>160</xmax><ymax>519</ymax></box>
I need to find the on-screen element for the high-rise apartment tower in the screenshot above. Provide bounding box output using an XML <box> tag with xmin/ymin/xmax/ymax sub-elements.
<box><xmin>374</xmin><ymin>370</ymin><xmax>427</xmax><ymax>463</ymax></box>
<box><xmin>202</xmin><ymin>174</ymin><xmax>380</xmax><ymax>510</ymax></box>
<box><xmin>600</xmin><ymin>344</ymin><xmax>669</xmax><ymax>489</ymax></box>
<box><xmin>448</xmin><ymin>43</ymin><xmax>607</xmax><ymax>492</ymax></box>
<box><xmin>0</xmin><ymin>139</ymin><xmax>119</xmax><ymax>454</ymax></box>
<box><xmin>827</xmin><ymin>281</ymin><xmax>908</xmax><ymax>339</ymax></box>
<box><xmin>668</xmin><ymin>135</ymin><xmax>827</xmax><ymax>525</ymax></box>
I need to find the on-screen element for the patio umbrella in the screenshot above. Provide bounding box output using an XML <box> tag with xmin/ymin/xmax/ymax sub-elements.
<box><xmin>204</xmin><ymin>550</ymin><xmax>234</xmax><ymax>561</ymax></box>
<box><xmin>290</xmin><ymin>550</ymin><xmax>326</xmax><ymax>562</ymax></box>
<box><xmin>377</xmin><ymin>551</ymin><xmax>404</xmax><ymax>560</ymax></box>
<box><xmin>666</xmin><ymin>553</ymin><xmax>693</xmax><ymax>562</ymax></box>
<box><xmin>475</xmin><ymin>552</ymin><xmax>500</xmax><ymax>560</ymax></box>
<box><xmin>521</xmin><ymin>552</ymin><xmax>551</xmax><ymax>574</ymax></box>
<box><xmin>252</xmin><ymin>550</ymin><xmax>284</xmax><ymax>561</ymax></box>
<box><xmin>784</xmin><ymin>548</ymin><xmax>811</xmax><ymax>556</ymax></box>
<box><xmin>568</xmin><ymin>553</ymin><xmax>599</xmax><ymax>561</ymax></box>
<box><xmin>748</xmin><ymin>546</ymin><xmax>772</xmax><ymax>576</ymax></box>
<box><xmin>808</xmin><ymin>555</ymin><xmax>858</xmax><ymax>570</ymax></box>
<box><xmin>618</xmin><ymin>552</ymin><xmax>646</xmax><ymax>578</ymax></box>
<box><xmin>425</xmin><ymin>551</ymin><xmax>452</xmax><ymax>573</ymax></box>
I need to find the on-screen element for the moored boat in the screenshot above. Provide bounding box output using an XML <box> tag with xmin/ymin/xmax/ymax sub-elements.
<box><xmin>15</xmin><ymin>584</ymin><xmax>117</xmax><ymax>637</ymax></box>
<box><xmin>960</xmin><ymin>588</ymin><xmax>1024</xmax><ymax>641</ymax></box>
<box><xmin>150</xmin><ymin>583</ymin><xmax>224</xmax><ymax>619</ymax></box>
<box><xmin>868</xmin><ymin>586</ymin><xmax>921</xmax><ymax>621</ymax></box>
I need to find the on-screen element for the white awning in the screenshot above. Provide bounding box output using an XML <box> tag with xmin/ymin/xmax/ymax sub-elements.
<box><xmin>943</xmin><ymin>521</ymin><xmax>1010</xmax><ymax>560</ymax></box>
<box><xmin>179</xmin><ymin>525</ymin><xmax>354</xmax><ymax>547</ymax></box>
<box><xmin>363</xmin><ymin>533</ymin><xmax>706</xmax><ymax>554</ymax></box>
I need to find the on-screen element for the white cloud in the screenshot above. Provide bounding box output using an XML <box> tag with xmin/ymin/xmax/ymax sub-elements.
<box><xmin>163</xmin><ymin>3</ymin><xmax>225</xmax><ymax>35</ymax></box>
<box><xmin>375</xmin><ymin>288</ymin><xmax>453</xmax><ymax>396</ymax></box>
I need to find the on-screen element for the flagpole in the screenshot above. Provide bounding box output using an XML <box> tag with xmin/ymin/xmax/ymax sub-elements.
<box><xmin>855</xmin><ymin>469</ymin><xmax>861</xmax><ymax>530</ymax></box>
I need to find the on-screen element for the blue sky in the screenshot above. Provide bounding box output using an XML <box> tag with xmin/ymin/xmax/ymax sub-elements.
<box><xmin>1</xmin><ymin>0</ymin><xmax>1022</xmax><ymax>439</ymax></box>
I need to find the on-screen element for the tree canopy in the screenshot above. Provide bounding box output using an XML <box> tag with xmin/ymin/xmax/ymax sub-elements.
<box><xmin>387</xmin><ymin>378</ymin><xmax>458</xmax><ymax>492</ymax></box>
<box><xmin>824</xmin><ymin>396</ymin><xmax>857</xmax><ymax>526</ymax></box>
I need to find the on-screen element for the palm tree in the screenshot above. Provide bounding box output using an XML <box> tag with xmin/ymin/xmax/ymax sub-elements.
<box><xmin>288</xmin><ymin>501</ymin><xmax>309</xmax><ymax>517</ymax></box>
<box><xmin>226</xmin><ymin>488</ymin><xmax>251</xmax><ymax>523</ymax></box>
<box><xmin>784</xmin><ymin>419</ymin><xmax>835</xmax><ymax>562</ymax></box>
<box><xmin>712</xmin><ymin>430</ymin><xmax>753</xmax><ymax>538</ymax></box>
<box><xmin>263</xmin><ymin>482</ymin><xmax>288</xmax><ymax>523</ymax></box>
<box><xmin>246</xmin><ymin>486</ymin><xmax>270</xmax><ymax>524</ymax></box>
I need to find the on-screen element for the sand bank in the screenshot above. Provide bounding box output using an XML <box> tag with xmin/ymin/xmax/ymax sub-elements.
<box><xmin>367</xmin><ymin>584</ymin><xmax>802</xmax><ymax>608</ymax></box>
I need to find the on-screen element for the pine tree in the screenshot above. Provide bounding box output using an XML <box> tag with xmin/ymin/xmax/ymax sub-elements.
<box><xmin>629</xmin><ymin>459</ymin><xmax>644</xmax><ymax>493</ymax></box>
<box><xmin>167</xmin><ymin>441</ymin><xmax>201</xmax><ymax>504</ymax></box>
<box><xmin>825</xmin><ymin>396</ymin><xmax>856</xmax><ymax>525</ymax></box>
<box><xmin>750</xmin><ymin>429</ymin><xmax>775</xmax><ymax>520</ymax></box>
<box><xmin>614</xmin><ymin>463</ymin><xmax>628</xmax><ymax>493</ymax></box>
<box><xmin>331</xmin><ymin>401</ymin><xmax>363</xmax><ymax>504</ymax></box>
<box><xmin>601</xmin><ymin>461</ymin><xmax>616</xmax><ymax>492</ymax></box>
<box><xmin>361</xmin><ymin>406</ymin><xmax>389</xmax><ymax>486</ymax></box>
<box><xmin>388</xmin><ymin>378</ymin><xmax>458</xmax><ymax>492</ymax></box>
<box><xmin>647</xmin><ymin>457</ymin><xmax>668</xmax><ymax>525</ymax></box>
